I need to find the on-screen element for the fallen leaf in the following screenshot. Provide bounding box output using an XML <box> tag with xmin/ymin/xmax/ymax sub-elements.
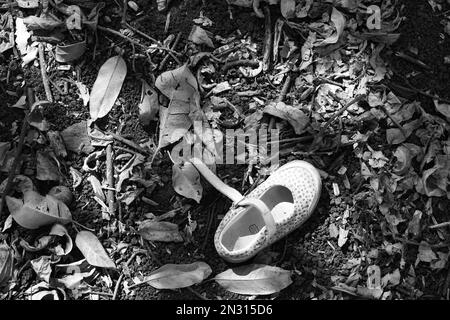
<box><xmin>31</xmin><ymin>256</ymin><xmax>52</xmax><ymax>283</ymax></box>
<box><xmin>142</xmin><ymin>262</ymin><xmax>212</xmax><ymax>289</ymax></box>
<box><xmin>36</xmin><ymin>151</ymin><xmax>60</xmax><ymax>181</ymax></box>
<box><xmin>317</xmin><ymin>8</ymin><xmax>346</xmax><ymax>46</ymax></box>
<box><xmin>15</xmin><ymin>18</ymin><xmax>30</xmax><ymax>55</ymax></box>
<box><xmin>6</xmin><ymin>191</ymin><xmax>72</xmax><ymax>229</ymax></box>
<box><xmin>381</xmin><ymin>268</ymin><xmax>401</xmax><ymax>288</ymax></box>
<box><xmin>17</xmin><ymin>0</ymin><xmax>39</xmax><ymax>8</ymax></box>
<box><xmin>23</xmin><ymin>14</ymin><xmax>63</xmax><ymax>30</ymax></box>
<box><xmin>417</xmin><ymin>242</ymin><xmax>437</xmax><ymax>264</ymax></box>
<box><xmin>138</xmin><ymin>79</ymin><xmax>159</xmax><ymax>125</ymax></box>
<box><xmin>407</xmin><ymin>210</ymin><xmax>422</xmax><ymax>238</ymax></box>
<box><xmin>434</xmin><ymin>100</ymin><xmax>450</xmax><ymax>119</ymax></box>
<box><xmin>329</xmin><ymin>223</ymin><xmax>339</xmax><ymax>238</ymax></box>
<box><xmin>138</xmin><ymin>220</ymin><xmax>184</xmax><ymax>242</ymax></box>
<box><xmin>28</xmin><ymin>101</ymin><xmax>50</xmax><ymax>131</ymax></box>
<box><xmin>87</xmin><ymin>175</ymin><xmax>105</xmax><ymax>202</ymax></box>
<box><xmin>338</xmin><ymin>227</ymin><xmax>349</xmax><ymax>247</ymax></box>
<box><xmin>386</xmin><ymin>120</ymin><xmax>421</xmax><ymax>145</ymax></box>
<box><xmin>212</xmin><ymin>81</ymin><xmax>231</xmax><ymax>94</ymax></box>
<box><xmin>75</xmin><ymin>231</ymin><xmax>116</xmax><ymax>269</ymax></box>
<box><xmin>0</xmin><ymin>244</ymin><xmax>13</xmax><ymax>288</ymax></box>
<box><xmin>172</xmin><ymin>161</ymin><xmax>203</xmax><ymax>203</ymax></box>
<box><xmin>367</xmin><ymin>265</ymin><xmax>381</xmax><ymax>289</ymax></box>
<box><xmin>89</xmin><ymin>55</ymin><xmax>127</xmax><ymax>121</ymax></box>
<box><xmin>280</xmin><ymin>0</ymin><xmax>296</xmax><ymax>19</ymax></box>
<box><xmin>55</xmin><ymin>41</ymin><xmax>86</xmax><ymax>63</ymax></box>
<box><xmin>188</xmin><ymin>26</ymin><xmax>214</xmax><ymax>48</ymax></box>
<box><xmin>71</xmin><ymin>81</ymin><xmax>89</xmax><ymax>107</ymax></box>
<box><xmin>61</xmin><ymin>121</ymin><xmax>94</xmax><ymax>154</ymax></box>
<box><xmin>155</xmin><ymin>65</ymin><xmax>200</xmax><ymax>149</ymax></box>
<box><xmin>263</xmin><ymin>102</ymin><xmax>309</xmax><ymax>134</ymax></box>
<box><xmin>214</xmin><ymin>264</ymin><xmax>293</xmax><ymax>295</ymax></box>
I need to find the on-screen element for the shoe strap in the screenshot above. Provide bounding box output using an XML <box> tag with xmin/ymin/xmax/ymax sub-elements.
<box><xmin>236</xmin><ymin>198</ymin><xmax>276</xmax><ymax>239</ymax></box>
<box><xmin>190</xmin><ymin>157</ymin><xmax>276</xmax><ymax>238</ymax></box>
<box><xmin>189</xmin><ymin>157</ymin><xmax>245</xmax><ymax>203</ymax></box>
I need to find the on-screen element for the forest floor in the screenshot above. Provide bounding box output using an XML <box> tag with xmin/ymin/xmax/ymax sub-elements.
<box><xmin>1</xmin><ymin>0</ymin><xmax>450</xmax><ymax>300</ymax></box>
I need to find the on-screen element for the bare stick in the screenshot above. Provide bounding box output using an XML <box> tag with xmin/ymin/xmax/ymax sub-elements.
<box><xmin>429</xmin><ymin>221</ymin><xmax>450</xmax><ymax>229</ymax></box>
<box><xmin>109</xmin><ymin>132</ymin><xmax>150</xmax><ymax>155</ymax></box>
<box><xmin>112</xmin><ymin>273</ymin><xmax>124</xmax><ymax>300</ymax></box>
<box><xmin>158</xmin><ymin>32</ymin><xmax>181</xmax><ymax>70</ymax></box>
<box><xmin>323</xmin><ymin>94</ymin><xmax>366</xmax><ymax>130</ymax></box>
<box><xmin>106</xmin><ymin>144</ymin><xmax>115</xmax><ymax>216</ymax></box>
<box><xmin>0</xmin><ymin>88</ymin><xmax>33</xmax><ymax>219</ymax></box>
<box><xmin>121</xmin><ymin>0</ymin><xmax>127</xmax><ymax>24</ymax></box>
<box><xmin>262</xmin><ymin>5</ymin><xmax>272</xmax><ymax>72</ymax></box>
<box><xmin>38</xmin><ymin>43</ymin><xmax>53</xmax><ymax>102</ymax></box>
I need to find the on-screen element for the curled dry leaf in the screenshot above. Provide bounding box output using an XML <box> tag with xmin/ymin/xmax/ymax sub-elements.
<box><xmin>6</xmin><ymin>191</ymin><xmax>72</xmax><ymax>229</ymax></box>
<box><xmin>393</xmin><ymin>145</ymin><xmax>412</xmax><ymax>175</ymax></box>
<box><xmin>61</xmin><ymin>121</ymin><xmax>94</xmax><ymax>155</ymax></box>
<box><xmin>47</xmin><ymin>131</ymin><xmax>67</xmax><ymax>158</ymax></box>
<box><xmin>138</xmin><ymin>220</ymin><xmax>183</xmax><ymax>242</ymax></box>
<box><xmin>89</xmin><ymin>55</ymin><xmax>127</xmax><ymax>121</ymax></box>
<box><xmin>48</xmin><ymin>186</ymin><xmax>73</xmax><ymax>206</ymax></box>
<box><xmin>433</xmin><ymin>100</ymin><xmax>450</xmax><ymax>119</ymax></box>
<box><xmin>142</xmin><ymin>262</ymin><xmax>212</xmax><ymax>289</ymax></box>
<box><xmin>0</xmin><ymin>174</ymin><xmax>35</xmax><ymax>194</ymax></box>
<box><xmin>75</xmin><ymin>231</ymin><xmax>116</xmax><ymax>269</ymax></box>
<box><xmin>0</xmin><ymin>244</ymin><xmax>14</xmax><ymax>288</ymax></box>
<box><xmin>317</xmin><ymin>8</ymin><xmax>346</xmax><ymax>46</ymax></box>
<box><xmin>49</xmin><ymin>224</ymin><xmax>73</xmax><ymax>256</ymax></box>
<box><xmin>263</xmin><ymin>102</ymin><xmax>309</xmax><ymax>135</ymax></box>
<box><xmin>172</xmin><ymin>161</ymin><xmax>203</xmax><ymax>203</ymax></box>
<box><xmin>36</xmin><ymin>151</ymin><xmax>60</xmax><ymax>181</ymax></box>
<box><xmin>188</xmin><ymin>26</ymin><xmax>215</xmax><ymax>48</ymax></box>
<box><xmin>155</xmin><ymin>64</ymin><xmax>200</xmax><ymax>149</ymax></box>
<box><xmin>280</xmin><ymin>0</ymin><xmax>296</xmax><ymax>19</ymax></box>
<box><xmin>214</xmin><ymin>264</ymin><xmax>293</xmax><ymax>295</ymax></box>
<box><xmin>87</xmin><ymin>175</ymin><xmax>105</xmax><ymax>202</ymax></box>
<box><xmin>31</xmin><ymin>256</ymin><xmax>52</xmax><ymax>283</ymax></box>
<box><xmin>56</xmin><ymin>41</ymin><xmax>86</xmax><ymax>63</ymax></box>
<box><xmin>23</xmin><ymin>14</ymin><xmax>64</xmax><ymax>30</ymax></box>
<box><xmin>75</xmin><ymin>81</ymin><xmax>90</xmax><ymax>107</ymax></box>
<box><xmin>69</xmin><ymin>167</ymin><xmax>83</xmax><ymax>188</ymax></box>
<box><xmin>15</xmin><ymin>18</ymin><xmax>30</xmax><ymax>56</ymax></box>
<box><xmin>138</xmin><ymin>79</ymin><xmax>159</xmax><ymax>125</ymax></box>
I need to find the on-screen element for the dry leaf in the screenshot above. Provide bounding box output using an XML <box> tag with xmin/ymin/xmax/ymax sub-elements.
<box><xmin>138</xmin><ymin>220</ymin><xmax>183</xmax><ymax>242</ymax></box>
<box><xmin>188</xmin><ymin>26</ymin><xmax>214</xmax><ymax>48</ymax></box>
<box><xmin>155</xmin><ymin>65</ymin><xmax>200</xmax><ymax>149</ymax></box>
<box><xmin>280</xmin><ymin>0</ymin><xmax>296</xmax><ymax>19</ymax></box>
<box><xmin>138</xmin><ymin>79</ymin><xmax>159</xmax><ymax>125</ymax></box>
<box><xmin>36</xmin><ymin>151</ymin><xmax>60</xmax><ymax>181</ymax></box>
<box><xmin>61</xmin><ymin>121</ymin><xmax>94</xmax><ymax>154</ymax></box>
<box><xmin>75</xmin><ymin>231</ymin><xmax>116</xmax><ymax>269</ymax></box>
<box><xmin>17</xmin><ymin>0</ymin><xmax>39</xmax><ymax>8</ymax></box>
<box><xmin>0</xmin><ymin>244</ymin><xmax>13</xmax><ymax>288</ymax></box>
<box><xmin>47</xmin><ymin>131</ymin><xmax>67</xmax><ymax>158</ymax></box>
<box><xmin>386</xmin><ymin>120</ymin><xmax>421</xmax><ymax>145</ymax></box>
<box><xmin>264</xmin><ymin>102</ymin><xmax>309</xmax><ymax>135</ymax></box>
<box><xmin>142</xmin><ymin>262</ymin><xmax>212</xmax><ymax>289</ymax></box>
<box><xmin>6</xmin><ymin>191</ymin><xmax>72</xmax><ymax>229</ymax></box>
<box><xmin>15</xmin><ymin>18</ymin><xmax>30</xmax><ymax>56</ymax></box>
<box><xmin>317</xmin><ymin>8</ymin><xmax>346</xmax><ymax>46</ymax></box>
<box><xmin>338</xmin><ymin>227</ymin><xmax>349</xmax><ymax>247</ymax></box>
<box><xmin>89</xmin><ymin>55</ymin><xmax>127</xmax><ymax>121</ymax></box>
<box><xmin>87</xmin><ymin>175</ymin><xmax>105</xmax><ymax>202</ymax></box>
<box><xmin>417</xmin><ymin>242</ymin><xmax>437</xmax><ymax>263</ymax></box>
<box><xmin>55</xmin><ymin>41</ymin><xmax>86</xmax><ymax>63</ymax></box>
<box><xmin>23</xmin><ymin>14</ymin><xmax>63</xmax><ymax>30</ymax></box>
<box><xmin>434</xmin><ymin>100</ymin><xmax>450</xmax><ymax>119</ymax></box>
<box><xmin>31</xmin><ymin>256</ymin><xmax>52</xmax><ymax>283</ymax></box>
<box><xmin>172</xmin><ymin>162</ymin><xmax>203</xmax><ymax>203</ymax></box>
<box><xmin>214</xmin><ymin>264</ymin><xmax>293</xmax><ymax>295</ymax></box>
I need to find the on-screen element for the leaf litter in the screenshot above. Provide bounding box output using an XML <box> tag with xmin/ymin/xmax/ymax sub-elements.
<box><xmin>0</xmin><ymin>0</ymin><xmax>449</xmax><ymax>301</ymax></box>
